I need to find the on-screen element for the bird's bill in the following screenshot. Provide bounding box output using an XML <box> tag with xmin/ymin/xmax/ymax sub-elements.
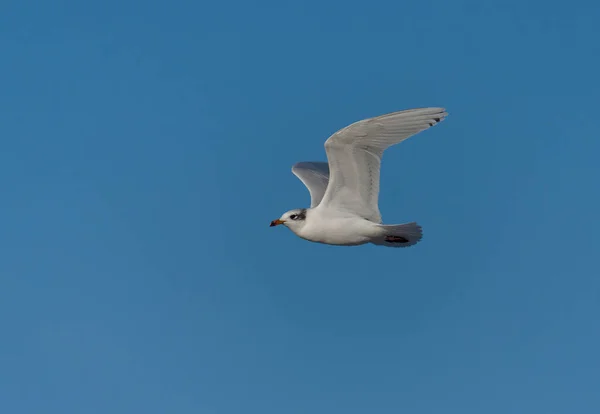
<box><xmin>270</xmin><ymin>219</ymin><xmax>285</xmax><ymax>227</ymax></box>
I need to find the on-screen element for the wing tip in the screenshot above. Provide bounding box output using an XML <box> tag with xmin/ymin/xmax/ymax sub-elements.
<box><xmin>423</xmin><ymin>108</ymin><xmax>449</xmax><ymax>126</ymax></box>
<box><xmin>377</xmin><ymin>106</ymin><xmax>448</xmax><ymax>120</ymax></box>
<box><xmin>291</xmin><ymin>162</ymin><xmax>309</xmax><ymax>173</ymax></box>
<box><xmin>292</xmin><ymin>161</ymin><xmax>329</xmax><ymax>170</ymax></box>
<box><xmin>428</xmin><ymin>113</ymin><xmax>448</xmax><ymax>126</ymax></box>
<box><xmin>385</xmin><ymin>107</ymin><xmax>448</xmax><ymax>127</ymax></box>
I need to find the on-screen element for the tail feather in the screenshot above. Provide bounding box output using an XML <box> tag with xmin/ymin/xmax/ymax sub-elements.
<box><xmin>371</xmin><ymin>222</ymin><xmax>423</xmax><ymax>248</ymax></box>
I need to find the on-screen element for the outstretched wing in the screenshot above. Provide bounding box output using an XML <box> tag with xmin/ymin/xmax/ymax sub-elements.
<box><xmin>319</xmin><ymin>107</ymin><xmax>448</xmax><ymax>222</ymax></box>
<box><xmin>291</xmin><ymin>161</ymin><xmax>330</xmax><ymax>208</ymax></box>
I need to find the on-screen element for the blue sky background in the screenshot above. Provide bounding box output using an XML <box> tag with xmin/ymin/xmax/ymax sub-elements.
<box><xmin>1</xmin><ymin>0</ymin><xmax>599</xmax><ymax>413</ymax></box>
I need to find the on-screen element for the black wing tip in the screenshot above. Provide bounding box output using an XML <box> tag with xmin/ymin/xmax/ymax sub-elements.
<box><xmin>428</xmin><ymin>111</ymin><xmax>448</xmax><ymax>126</ymax></box>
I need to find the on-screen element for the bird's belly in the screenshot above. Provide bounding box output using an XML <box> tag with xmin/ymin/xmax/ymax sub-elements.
<box><xmin>299</xmin><ymin>218</ymin><xmax>378</xmax><ymax>246</ymax></box>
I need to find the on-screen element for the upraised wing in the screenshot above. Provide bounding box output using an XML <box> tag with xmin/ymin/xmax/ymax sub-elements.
<box><xmin>291</xmin><ymin>161</ymin><xmax>330</xmax><ymax>208</ymax></box>
<box><xmin>319</xmin><ymin>107</ymin><xmax>448</xmax><ymax>222</ymax></box>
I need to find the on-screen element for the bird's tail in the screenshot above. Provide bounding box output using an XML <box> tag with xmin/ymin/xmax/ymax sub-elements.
<box><xmin>371</xmin><ymin>222</ymin><xmax>423</xmax><ymax>248</ymax></box>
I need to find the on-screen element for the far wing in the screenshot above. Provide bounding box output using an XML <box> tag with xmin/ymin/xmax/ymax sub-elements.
<box><xmin>291</xmin><ymin>161</ymin><xmax>330</xmax><ymax>208</ymax></box>
<box><xmin>320</xmin><ymin>107</ymin><xmax>448</xmax><ymax>222</ymax></box>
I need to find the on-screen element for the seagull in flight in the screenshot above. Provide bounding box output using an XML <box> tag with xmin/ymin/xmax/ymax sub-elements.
<box><xmin>270</xmin><ymin>107</ymin><xmax>448</xmax><ymax>248</ymax></box>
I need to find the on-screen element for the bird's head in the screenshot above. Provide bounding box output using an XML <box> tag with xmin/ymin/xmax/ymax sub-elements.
<box><xmin>270</xmin><ymin>208</ymin><xmax>308</xmax><ymax>233</ymax></box>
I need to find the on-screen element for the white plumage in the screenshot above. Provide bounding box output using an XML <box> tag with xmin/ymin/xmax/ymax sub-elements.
<box><xmin>271</xmin><ymin>107</ymin><xmax>448</xmax><ymax>248</ymax></box>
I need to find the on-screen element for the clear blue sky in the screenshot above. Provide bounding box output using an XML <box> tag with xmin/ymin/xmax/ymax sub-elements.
<box><xmin>2</xmin><ymin>0</ymin><xmax>599</xmax><ymax>413</ymax></box>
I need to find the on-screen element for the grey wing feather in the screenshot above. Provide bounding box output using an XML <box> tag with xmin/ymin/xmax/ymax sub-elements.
<box><xmin>291</xmin><ymin>161</ymin><xmax>330</xmax><ymax>208</ymax></box>
<box><xmin>320</xmin><ymin>107</ymin><xmax>448</xmax><ymax>222</ymax></box>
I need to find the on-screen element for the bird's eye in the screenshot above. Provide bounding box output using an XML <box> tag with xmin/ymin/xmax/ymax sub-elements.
<box><xmin>290</xmin><ymin>214</ymin><xmax>297</xmax><ymax>220</ymax></box>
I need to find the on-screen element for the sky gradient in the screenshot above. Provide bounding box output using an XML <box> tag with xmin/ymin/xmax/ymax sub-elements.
<box><xmin>1</xmin><ymin>0</ymin><xmax>600</xmax><ymax>413</ymax></box>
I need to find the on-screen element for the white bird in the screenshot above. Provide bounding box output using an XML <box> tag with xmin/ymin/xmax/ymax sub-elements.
<box><xmin>270</xmin><ymin>107</ymin><xmax>448</xmax><ymax>248</ymax></box>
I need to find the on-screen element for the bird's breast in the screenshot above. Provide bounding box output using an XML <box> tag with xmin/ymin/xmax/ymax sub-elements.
<box><xmin>298</xmin><ymin>215</ymin><xmax>377</xmax><ymax>246</ymax></box>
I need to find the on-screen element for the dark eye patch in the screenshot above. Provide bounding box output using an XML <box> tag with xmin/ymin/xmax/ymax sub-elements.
<box><xmin>289</xmin><ymin>209</ymin><xmax>307</xmax><ymax>221</ymax></box>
